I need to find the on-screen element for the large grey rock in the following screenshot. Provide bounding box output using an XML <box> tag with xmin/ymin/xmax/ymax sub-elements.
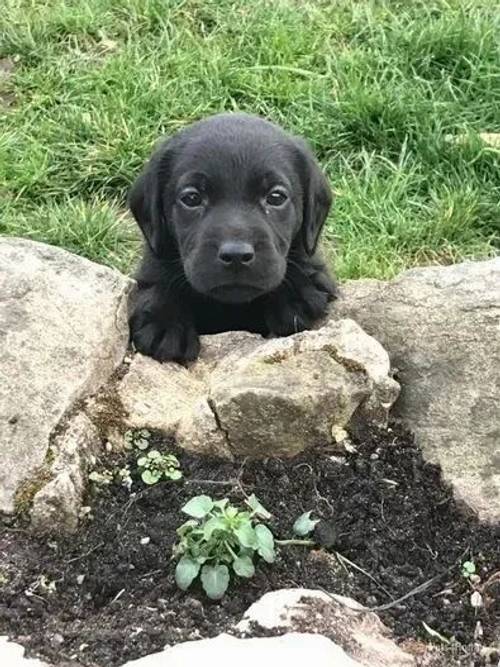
<box><xmin>30</xmin><ymin>412</ymin><xmax>100</xmax><ymax>533</ymax></box>
<box><xmin>0</xmin><ymin>638</ymin><xmax>50</xmax><ymax>666</ymax></box>
<box><xmin>237</xmin><ymin>589</ymin><xmax>414</xmax><ymax>667</ymax></box>
<box><xmin>123</xmin><ymin>633</ymin><xmax>363</xmax><ymax>667</ymax></box>
<box><xmin>0</xmin><ymin>238</ymin><xmax>134</xmax><ymax>517</ymax></box>
<box><xmin>122</xmin><ymin>589</ymin><xmax>415</xmax><ymax>667</ymax></box>
<box><xmin>118</xmin><ymin>320</ymin><xmax>400</xmax><ymax>458</ymax></box>
<box><xmin>332</xmin><ymin>258</ymin><xmax>500</xmax><ymax>522</ymax></box>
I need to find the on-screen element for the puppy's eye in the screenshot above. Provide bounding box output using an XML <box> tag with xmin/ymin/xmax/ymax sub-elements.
<box><xmin>266</xmin><ymin>189</ymin><xmax>288</xmax><ymax>207</ymax></box>
<box><xmin>179</xmin><ymin>189</ymin><xmax>203</xmax><ymax>208</ymax></box>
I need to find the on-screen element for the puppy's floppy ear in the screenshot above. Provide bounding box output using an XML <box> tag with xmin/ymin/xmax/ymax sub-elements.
<box><xmin>128</xmin><ymin>140</ymin><xmax>175</xmax><ymax>256</ymax></box>
<box><xmin>294</xmin><ymin>138</ymin><xmax>333</xmax><ymax>256</ymax></box>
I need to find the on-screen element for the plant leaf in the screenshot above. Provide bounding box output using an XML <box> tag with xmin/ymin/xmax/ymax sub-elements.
<box><xmin>255</xmin><ymin>524</ymin><xmax>275</xmax><ymax>563</ymax></box>
<box><xmin>135</xmin><ymin>438</ymin><xmax>149</xmax><ymax>450</ymax></box>
<box><xmin>201</xmin><ymin>564</ymin><xmax>230</xmax><ymax>600</ymax></box>
<box><xmin>137</xmin><ymin>456</ymin><xmax>148</xmax><ymax>467</ymax></box>
<box><xmin>235</xmin><ymin>522</ymin><xmax>257</xmax><ymax>549</ymax></box>
<box><xmin>245</xmin><ymin>494</ymin><xmax>272</xmax><ymax>519</ymax></box>
<box><xmin>175</xmin><ymin>556</ymin><xmax>200</xmax><ymax>591</ymax></box>
<box><xmin>462</xmin><ymin>560</ymin><xmax>476</xmax><ymax>576</ymax></box>
<box><xmin>203</xmin><ymin>516</ymin><xmax>227</xmax><ymax>540</ymax></box>
<box><xmin>168</xmin><ymin>469</ymin><xmax>183</xmax><ymax>481</ymax></box>
<box><xmin>233</xmin><ymin>555</ymin><xmax>255</xmax><ymax>578</ymax></box>
<box><xmin>148</xmin><ymin>449</ymin><xmax>161</xmax><ymax>459</ymax></box>
<box><xmin>141</xmin><ymin>470</ymin><xmax>161</xmax><ymax>485</ymax></box>
<box><xmin>293</xmin><ymin>511</ymin><xmax>320</xmax><ymax>537</ymax></box>
<box><xmin>176</xmin><ymin>519</ymin><xmax>198</xmax><ymax>537</ymax></box>
<box><xmin>213</xmin><ymin>499</ymin><xmax>229</xmax><ymax>510</ymax></box>
<box><xmin>182</xmin><ymin>495</ymin><xmax>214</xmax><ymax>518</ymax></box>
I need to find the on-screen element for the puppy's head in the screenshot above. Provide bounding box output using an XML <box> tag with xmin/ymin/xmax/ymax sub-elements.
<box><xmin>129</xmin><ymin>113</ymin><xmax>332</xmax><ymax>303</ymax></box>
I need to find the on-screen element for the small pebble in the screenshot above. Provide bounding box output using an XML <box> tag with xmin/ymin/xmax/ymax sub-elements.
<box><xmin>105</xmin><ymin>441</ymin><xmax>113</xmax><ymax>452</ymax></box>
<box><xmin>140</xmin><ymin>537</ymin><xmax>151</xmax><ymax>545</ymax></box>
<box><xmin>185</xmin><ymin>597</ymin><xmax>203</xmax><ymax>612</ymax></box>
<box><xmin>76</xmin><ymin>574</ymin><xmax>85</xmax><ymax>585</ymax></box>
<box><xmin>331</xmin><ymin>425</ymin><xmax>348</xmax><ymax>443</ymax></box>
<box><xmin>470</xmin><ymin>591</ymin><xmax>483</xmax><ymax>608</ymax></box>
<box><xmin>328</xmin><ymin>455</ymin><xmax>347</xmax><ymax>465</ymax></box>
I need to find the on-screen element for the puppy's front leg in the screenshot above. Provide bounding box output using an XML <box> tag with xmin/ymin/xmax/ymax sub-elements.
<box><xmin>130</xmin><ymin>284</ymin><xmax>200</xmax><ymax>363</ymax></box>
<box><xmin>264</xmin><ymin>257</ymin><xmax>337</xmax><ymax>336</ymax></box>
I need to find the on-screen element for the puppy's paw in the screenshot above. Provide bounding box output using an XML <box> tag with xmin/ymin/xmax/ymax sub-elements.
<box><xmin>264</xmin><ymin>290</ymin><xmax>315</xmax><ymax>336</ymax></box>
<box><xmin>309</xmin><ymin>267</ymin><xmax>339</xmax><ymax>302</ymax></box>
<box><xmin>265</xmin><ymin>276</ymin><xmax>332</xmax><ymax>337</ymax></box>
<box><xmin>130</xmin><ymin>313</ymin><xmax>200</xmax><ymax>364</ymax></box>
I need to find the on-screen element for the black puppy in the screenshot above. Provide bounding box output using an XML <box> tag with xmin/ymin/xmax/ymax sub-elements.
<box><xmin>128</xmin><ymin>113</ymin><xmax>337</xmax><ymax>362</ymax></box>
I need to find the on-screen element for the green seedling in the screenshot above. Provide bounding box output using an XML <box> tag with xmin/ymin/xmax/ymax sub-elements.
<box><xmin>137</xmin><ymin>450</ymin><xmax>182</xmax><ymax>485</ymax></box>
<box><xmin>293</xmin><ymin>511</ymin><xmax>320</xmax><ymax>537</ymax></box>
<box><xmin>117</xmin><ymin>465</ymin><xmax>133</xmax><ymax>490</ymax></box>
<box><xmin>88</xmin><ymin>469</ymin><xmax>114</xmax><ymax>486</ymax></box>
<box><xmin>124</xmin><ymin>429</ymin><xmax>151</xmax><ymax>451</ymax></box>
<box><xmin>173</xmin><ymin>494</ymin><xmax>314</xmax><ymax>600</ymax></box>
<box><xmin>90</xmin><ymin>464</ymin><xmax>133</xmax><ymax>490</ymax></box>
<box><xmin>461</xmin><ymin>560</ymin><xmax>476</xmax><ymax>579</ymax></box>
<box><xmin>173</xmin><ymin>494</ymin><xmax>275</xmax><ymax>600</ymax></box>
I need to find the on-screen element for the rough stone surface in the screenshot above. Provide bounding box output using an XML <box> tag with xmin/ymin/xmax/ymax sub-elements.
<box><xmin>332</xmin><ymin>257</ymin><xmax>500</xmax><ymax>522</ymax></box>
<box><xmin>0</xmin><ymin>637</ymin><xmax>50</xmax><ymax>666</ymax></box>
<box><xmin>118</xmin><ymin>355</ymin><xmax>206</xmax><ymax>433</ymax></box>
<box><xmin>118</xmin><ymin>320</ymin><xmax>399</xmax><ymax>458</ymax></box>
<box><xmin>30</xmin><ymin>413</ymin><xmax>100</xmax><ymax>533</ymax></box>
<box><xmin>237</xmin><ymin>589</ymin><xmax>415</xmax><ymax>666</ymax></box>
<box><xmin>0</xmin><ymin>238</ymin><xmax>134</xmax><ymax>515</ymax></box>
<box><xmin>122</xmin><ymin>633</ymin><xmax>364</xmax><ymax>667</ymax></box>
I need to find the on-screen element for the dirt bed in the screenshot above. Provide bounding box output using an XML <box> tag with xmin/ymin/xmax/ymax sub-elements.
<box><xmin>1</xmin><ymin>423</ymin><xmax>499</xmax><ymax>666</ymax></box>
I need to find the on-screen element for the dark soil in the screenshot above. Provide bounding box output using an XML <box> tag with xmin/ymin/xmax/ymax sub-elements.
<box><xmin>1</xmin><ymin>423</ymin><xmax>499</xmax><ymax>666</ymax></box>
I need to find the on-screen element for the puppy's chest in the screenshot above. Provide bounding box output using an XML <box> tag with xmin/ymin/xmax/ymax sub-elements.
<box><xmin>193</xmin><ymin>299</ymin><xmax>268</xmax><ymax>336</ymax></box>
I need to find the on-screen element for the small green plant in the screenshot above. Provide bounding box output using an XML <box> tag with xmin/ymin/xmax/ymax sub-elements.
<box><xmin>88</xmin><ymin>469</ymin><xmax>114</xmax><ymax>486</ymax></box>
<box><xmin>117</xmin><ymin>465</ymin><xmax>133</xmax><ymax>490</ymax></box>
<box><xmin>137</xmin><ymin>450</ymin><xmax>182</xmax><ymax>485</ymax></box>
<box><xmin>124</xmin><ymin>429</ymin><xmax>151</xmax><ymax>451</ymax></box>
<box><xmin>89</xmin><ymin>465</ymin><xmax>132</xmax><ymax>490</ymax></box>
<box><xmin>293</xmin><ymin>511</ymin><xmax>320</xmax><ymax>537</ymax></box>
<box><xmin>173</xmin><ymin>494</ymin><xmax>313</xmax><ymax>600</ymax></box>
<box><xmin>461</xmin><ymin>560</ymin><xmax>476</xmax><ymax>579</ymax></box>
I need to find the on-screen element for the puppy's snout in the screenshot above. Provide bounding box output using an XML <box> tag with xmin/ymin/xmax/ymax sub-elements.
<box><xmin>217</xmin><ymin>241</ymin><xmax>255</xmax><ymax>267</ymax></box>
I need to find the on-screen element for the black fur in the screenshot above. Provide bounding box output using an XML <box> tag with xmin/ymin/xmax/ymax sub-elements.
<box><xmin>128</xmin><ymin>113</ymin><xmax>337</xmax><ymax>363</ymax></box>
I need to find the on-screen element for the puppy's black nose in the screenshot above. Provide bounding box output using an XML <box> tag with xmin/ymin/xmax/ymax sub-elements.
<box><xmin>218</xmin><ymin>241</ymin><xmax>255</xmax><ymax>266</ymax></box>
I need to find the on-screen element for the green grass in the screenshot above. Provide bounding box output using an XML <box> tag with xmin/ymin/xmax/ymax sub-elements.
<box><xmin>1</xmin><ymin>0</ymin><xmax>499</xmax><ymax>279</ymax></box>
